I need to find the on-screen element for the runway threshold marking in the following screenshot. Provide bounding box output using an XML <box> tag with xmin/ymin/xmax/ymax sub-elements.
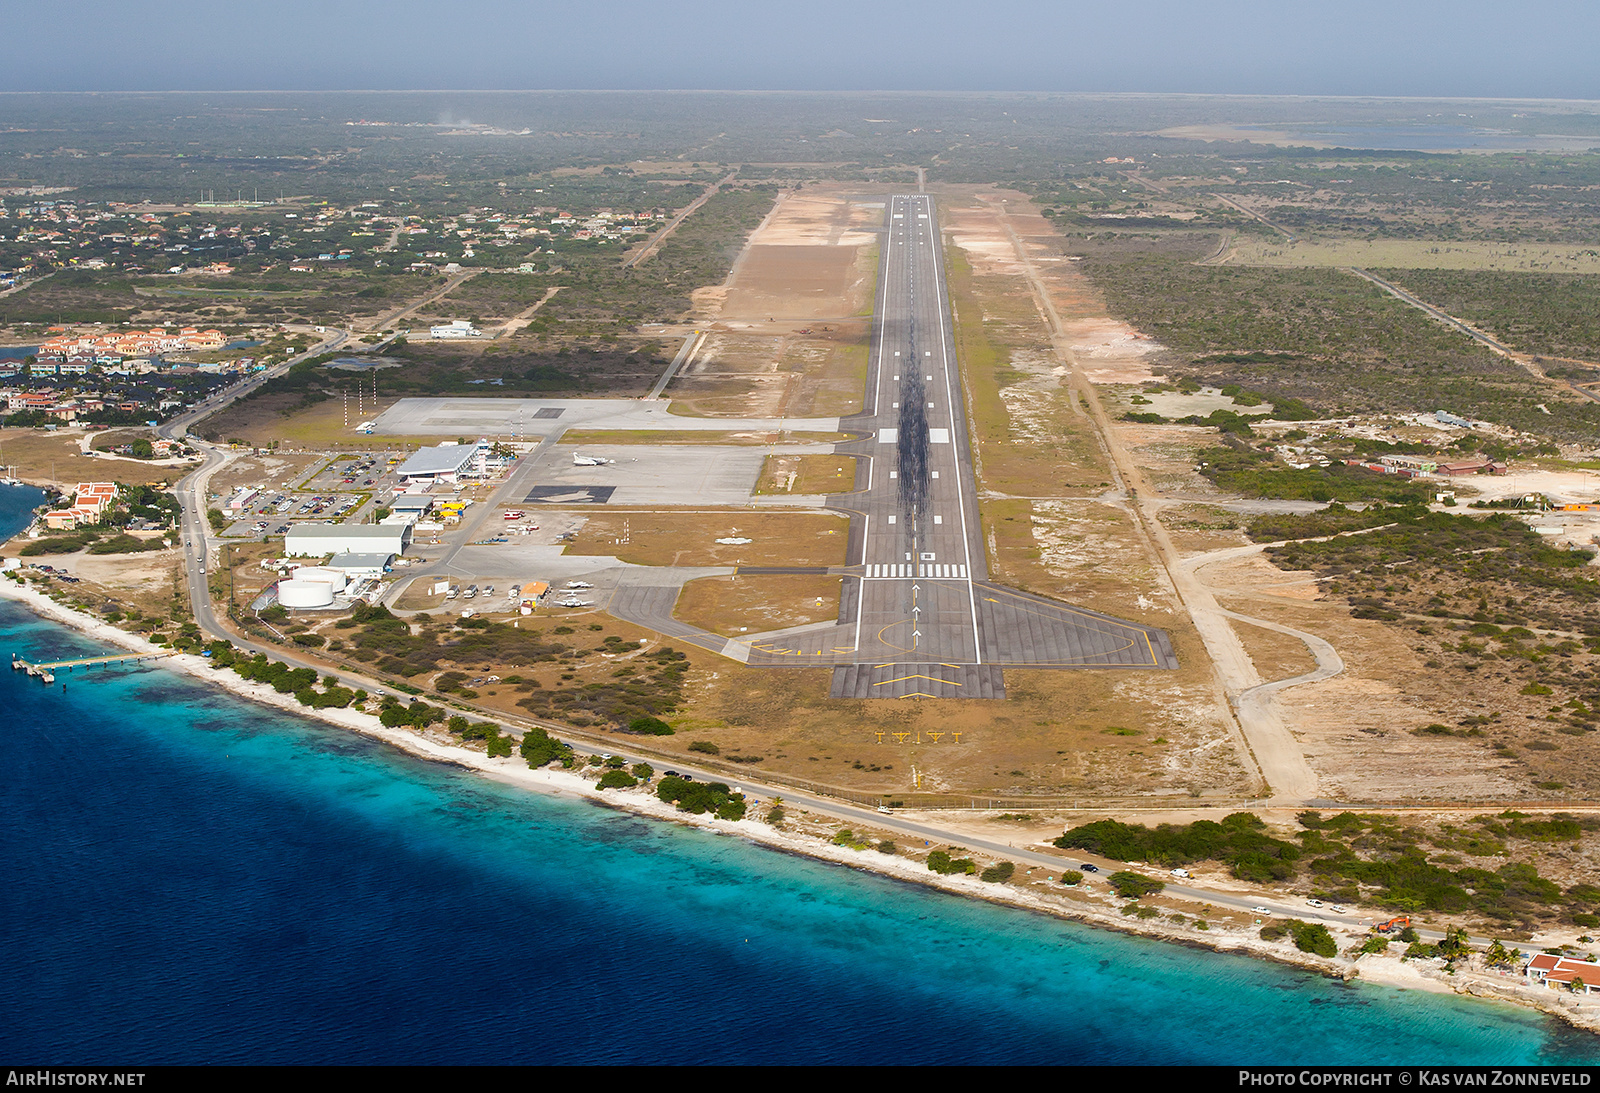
<box><xmin>873</xmin><ymin>673</ymin><xmax>962</xmax><ymax>687</ymax></box>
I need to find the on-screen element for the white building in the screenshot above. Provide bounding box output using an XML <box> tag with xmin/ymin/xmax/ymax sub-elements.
<box><xmin>395</xmin><ymin>443</ymin><xmax>478</xmax><ymax>485</ymax></box>
<box><xmin>284</xmin><ymin>523</ymin><xmax>411</xmax><ymax>558</ymax></box>
<box><xmin>430</xmin><ymin>319</ymin><xmax>481</xmax><ymax>339</ymax></box>
<box><xmin>326</xmin><ymin>551</ymin><xmax>395</xmax><ymax>579</ymax></box>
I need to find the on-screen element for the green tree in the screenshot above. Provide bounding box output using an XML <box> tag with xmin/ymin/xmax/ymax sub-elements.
<box><xmin>1439</xmin><ymin>926</ymin><xmax>1472</xmax><ymax>962</ymax></box>
<box><xmin>1290</xmin><ymin>920</ymin><xmax>1338</xmax><ymax>958</ymax></box>
<box><xmin>1108</xmin><ymin>871</ymin><xmax>1166</xmax><ymax>899</ymax></box>
<box><xmin>519</xmin><ymin>726</ymin><xmax>573</xmax><ymax>768</ymax></box>
<box><xmin>596</xmin><ymin>769</ymin><xmax>638</xmax><ymax>790</ymax></box>
<box><xmin>1485</xmin><ymin>939</ymin><xmax>1518</xmax><ymax>967</ymax></box>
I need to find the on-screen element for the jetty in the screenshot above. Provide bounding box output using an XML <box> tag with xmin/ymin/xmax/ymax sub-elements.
<box><xmin>12</xmin><ymin>651</ymin><xmax>172</xmax><ymax>684</ymax></box>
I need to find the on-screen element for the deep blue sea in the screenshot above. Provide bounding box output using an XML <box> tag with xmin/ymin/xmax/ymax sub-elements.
<box><xmin>0</xmin><ymin>481</ymin><xmax>1597</xmax><ymax>1063</ymax></box>
<box><xmin>0</xmin><ymin>482</ymin><xmax>45</xmax><ymax>531</ymax></box>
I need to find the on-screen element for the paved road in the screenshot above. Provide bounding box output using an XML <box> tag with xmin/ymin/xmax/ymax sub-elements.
<box><xmin>1212</xmin><ymin>193</ymin><xmax>1296</xmax><ymax>241</ymax></box>
<box><xmin>161</xmin><ymin>329</ymin><xmax>349</xmax><ymax>639</ymax></box>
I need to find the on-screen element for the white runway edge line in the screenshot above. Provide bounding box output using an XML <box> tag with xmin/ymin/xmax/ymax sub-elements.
<box><xmin>920</xmin><ymin>193</ymin><xmax>984</xmax><ymax>664</ymax></box>
<box><xmin>855</xmin><ymin>192</ymin><xmax>902</xmax><ymax>654</ymax></box>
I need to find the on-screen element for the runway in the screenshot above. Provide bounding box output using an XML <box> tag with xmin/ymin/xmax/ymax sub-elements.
<box><xmin>740</xmin><ymin>194</ymin><xmax>1177</xmax><ymax>698</ymax></box>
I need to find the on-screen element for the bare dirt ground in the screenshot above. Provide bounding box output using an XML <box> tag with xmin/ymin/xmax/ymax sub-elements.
<box><xmin>19</xmin><ymin>548</ymin><xmax>186</xmax><ymax>620</ymax></box>
<box><xmin>1189</xmin><ymin>548</ymin><xmax>1531</xmax><ymax>800</ymax></box>
<box><xmin>941</xmin><ymin>190</ymin><xmax>1166</xmax><ymax>386</ymax></box>
<box><xmin>931</xmin><ymin>184</ymin><xmax>1544</xmax><ymax>805</ymax></box>
<box><xmin>0</xmin><ymin>428</ymin><xmax>103</xmax><ymax>489</ymax></box>
<box><xmin>207</xmin><ymin>451</ymin><xmax>325</xmax><ymax>497</ymax></box>
<box><xmin>672</xmin><ymin>187</ymin><xmax>878</xmax><ymax>421</ymax></box>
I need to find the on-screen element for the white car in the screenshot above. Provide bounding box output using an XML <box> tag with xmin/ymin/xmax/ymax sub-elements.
<box><xmin>1170</xmin><ymin>868</ymin><xmax>1192</xmax><ymax>879</ymax></box>
<box><xmin>1306</xmin><ymin>898</ymin><xmax>1325</xmax><ymax>908</ymax></box>
<box><xmin>1251</xmin><ymin>906</ymin><xmax>1273</xmax><ymax>916</ymax></box>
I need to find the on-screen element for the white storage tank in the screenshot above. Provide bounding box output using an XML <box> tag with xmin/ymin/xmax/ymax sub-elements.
<box><xmin>278</xmin><ymin>578</ymin><xmax>335</xmax><ymax>608</ymax></box>
<box><xmin>290</xmin><ymin>566</ymin><xmax>347</xmax><ymax>593</ymax></box>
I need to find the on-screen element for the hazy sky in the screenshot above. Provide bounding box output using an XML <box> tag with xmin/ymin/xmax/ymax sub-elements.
<box><xmin>6</xmin><ymin>0</ymin><xmax>1598</xmax><ymax>99</ymax></box>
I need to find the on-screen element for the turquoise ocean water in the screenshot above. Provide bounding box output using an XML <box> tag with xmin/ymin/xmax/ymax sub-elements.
<box><xmin>0</xmin><ymin>488</ymin><xmax>1597</xmax><ymax>1064</ymax></box>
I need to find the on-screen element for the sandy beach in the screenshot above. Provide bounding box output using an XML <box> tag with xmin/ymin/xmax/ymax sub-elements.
<box><xmin>2</xmin><ymin>575</ymin><xmax>1596</xmax><ymax>1036</ymax></box>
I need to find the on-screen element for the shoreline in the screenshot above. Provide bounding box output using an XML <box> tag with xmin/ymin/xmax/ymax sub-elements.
<box><xmin>2</xmin><ymin>577</ymin><xmax>1596</xmax><ymax>1038</ymax></box>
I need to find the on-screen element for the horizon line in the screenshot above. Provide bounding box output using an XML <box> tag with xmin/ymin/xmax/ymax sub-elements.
<box><xmin>0</xmin><ymin>88</ymin><xmax>1598</xmax><ymax>106</ymax></box>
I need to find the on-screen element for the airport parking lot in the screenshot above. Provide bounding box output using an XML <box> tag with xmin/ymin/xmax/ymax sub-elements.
<box><xmin>220</xmin><ymin>490</ymin><xmax>369</xmax><ymax>537</ymax></box>
<box><xmin>302</xmin><ymin>450</ymin><xmax>407</xmax><ymax>493</ymax></box>
<box><xmin>217</xmin><ymin>450</ymin><xmax>409</xmax><ymax>538</ymax></box>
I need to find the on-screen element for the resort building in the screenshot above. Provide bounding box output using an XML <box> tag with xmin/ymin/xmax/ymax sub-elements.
<box><xmin>43</xmin><ymin>482</ymin><xmax>119</xmax><ymax>530</ymax></box>
<box><xmin>1525</xmin><ymin>953</ymin><xmax>1600</xmax><ymax>993</ymax></box>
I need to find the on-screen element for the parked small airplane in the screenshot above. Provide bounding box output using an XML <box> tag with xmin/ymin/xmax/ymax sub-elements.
<box><xmin>572</xmin><ymin>454</ymin><xmax>614</xmax><ymax>466</ymax></box>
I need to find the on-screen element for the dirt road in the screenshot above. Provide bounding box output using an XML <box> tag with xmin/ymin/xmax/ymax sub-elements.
<box><xmin>984</xmin><ymin>200</ymin><xmax>1325</xmax><ymax>803</ymax></box>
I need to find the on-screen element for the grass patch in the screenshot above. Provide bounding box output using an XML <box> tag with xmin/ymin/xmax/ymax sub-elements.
<box><xmin>562</xmin><ymin>510</ymin><xmax>849</xmax><ymax>568</ymax></box>
<box><xmin>674</xmin><ymin>573</ymin><xmax>842</xmax><ymax>637</ymax></box>
<box><xmin>754</xmin><ymin>454</ymin><xmax>857</xmax><ymax>495</ymax></box>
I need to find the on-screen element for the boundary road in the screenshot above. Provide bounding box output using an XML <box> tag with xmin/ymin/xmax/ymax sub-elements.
<box><xmin>984</xmin><ymin>198</ymin><xmax>1325</xmax><ymax>802</ymax></box>
<box><xmin>624</xmin><ymin>170</ymin><xmax>738</xmax><ymax>269</ymax></box>
<box><xmin>1344</xmin><ymin>266</ymin><xmax>1600</xmax><ymax>404</ymax></box>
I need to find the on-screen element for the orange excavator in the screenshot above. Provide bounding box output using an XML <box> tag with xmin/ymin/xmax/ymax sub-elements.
<box><xmin>1374</xmin><ymin>915</ymin><xmax>1412</xmax><ymax>933</ymax></box>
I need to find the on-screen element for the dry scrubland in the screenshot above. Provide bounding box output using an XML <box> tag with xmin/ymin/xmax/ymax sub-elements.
<box><xmin>75</xmin><ymin>161</ymin><xmax>1600</xmax><ymax>812</ymax></box>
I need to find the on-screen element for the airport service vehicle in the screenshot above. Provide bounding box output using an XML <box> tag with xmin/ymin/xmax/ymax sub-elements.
<box><xmin>465</xmin><ymin>585</ymin><xmax>478</xmax><ymax>598</ymax></box>
<box><xmin>446</xmin><ymin>586</ymin><xmax>459</xmax><ymax>600</ymax></box>
<box><xmin>572</xmin><ymin>454</ymin><xmax>614</xmax><ymax>466</ymax></box>
<box><xmin>565</xmin><ymin>581</ymin><xmax>593</xmax><ymax>589</ymax></box>
<box><xmin>483</xmin><ymin>586</ymin><xmax>494</xmax><ymax>597</ymax></box>
<box><xmin>503</xmin><ymin>510</ymin><xmax>524</xmax><ymax>520</ymax></box>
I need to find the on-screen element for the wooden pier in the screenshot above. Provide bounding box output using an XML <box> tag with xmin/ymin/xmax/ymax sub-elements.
<box><xmin>11</xmin><ymin>651</ymin><xmax>173</xmax><ymax>684</ymax></box>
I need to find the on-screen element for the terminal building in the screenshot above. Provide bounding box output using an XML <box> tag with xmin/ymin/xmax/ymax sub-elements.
<box><xmin>395</xmin><ymin>442</ymin><xmax>479</xmax><ymax>485</ymax></box>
